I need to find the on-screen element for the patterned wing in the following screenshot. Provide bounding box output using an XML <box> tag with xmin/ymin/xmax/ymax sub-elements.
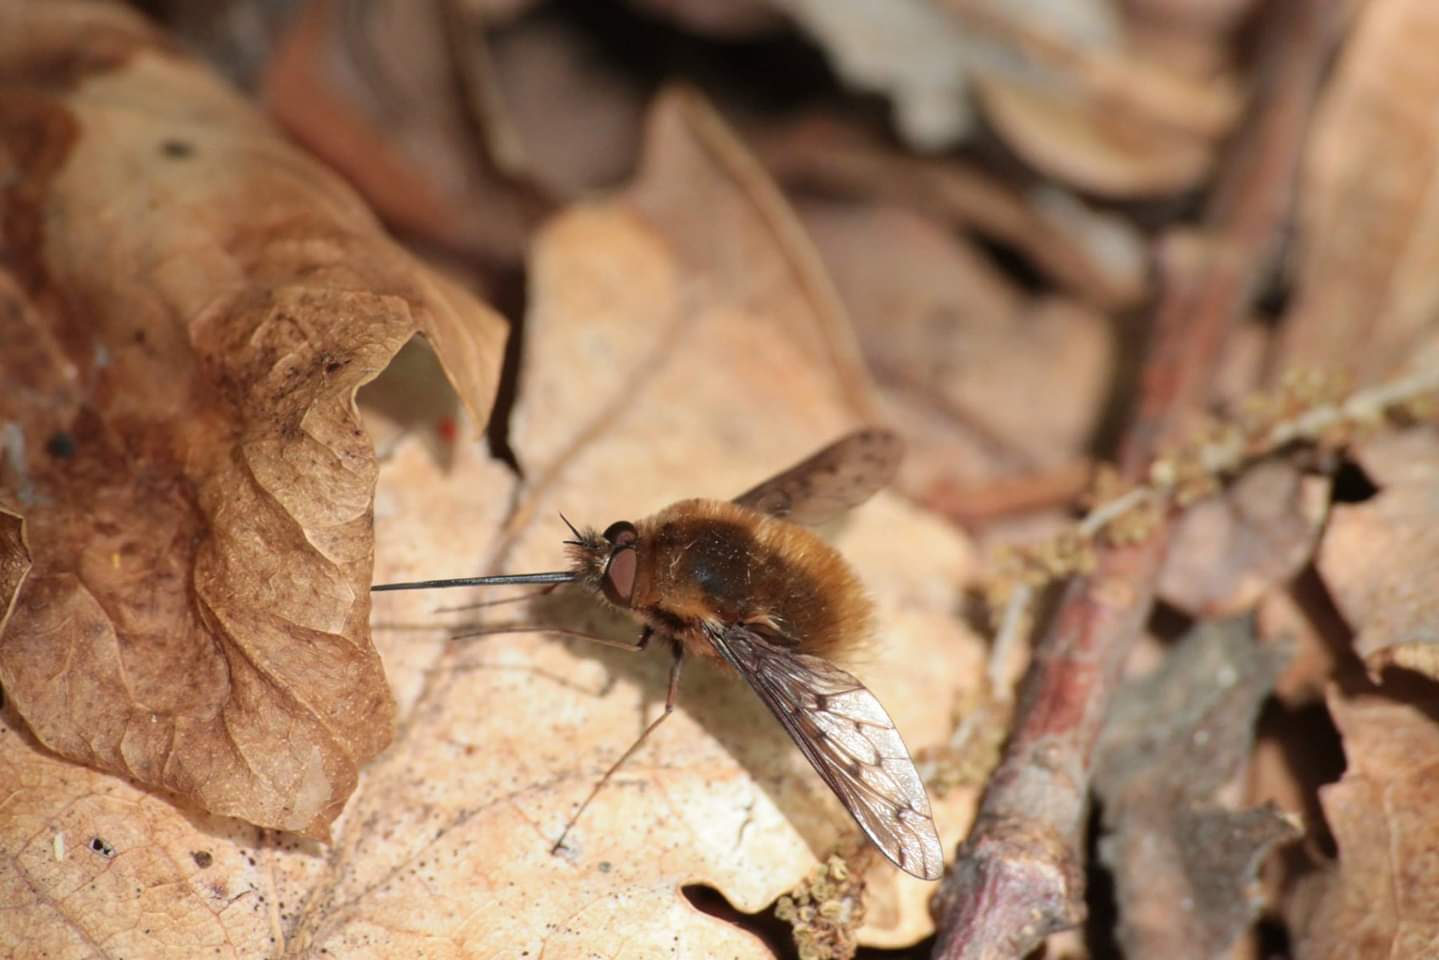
<box><xmin>707</xmin><ymin>623</ymin><xmax>943</xmax><ymax>880</ymax></box>
<box><xmin>732</xmin><ymin>428</ymin><xmax>903</xmax><ymax>527</ymax></box>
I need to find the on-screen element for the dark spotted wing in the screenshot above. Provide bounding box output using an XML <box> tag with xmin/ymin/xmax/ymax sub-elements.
<box><xmin>707</xmin><ymin>622</ymin><xmax>943</xmax><ymax>880</ymax></box>
<box><xmin>732</xmin><ymin>428</ymin><xmax>903</xmax><ymax>527</ymax></box>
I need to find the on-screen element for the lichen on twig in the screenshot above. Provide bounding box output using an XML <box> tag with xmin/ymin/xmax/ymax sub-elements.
<box><xmin>775</xmin><ymin>854</ymin><xmax>867</xmax><ymax>960</ymax></box>
<box><xmin>982</xmin><ymin>366</ymin><xmax>1439</xmax><ymax>697</ymax></box>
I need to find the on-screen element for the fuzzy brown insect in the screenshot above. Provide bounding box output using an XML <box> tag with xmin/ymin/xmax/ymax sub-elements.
<box><xmin>373</xmin><ymin>428</ymin><xmax>944</xmax><ymax>880</ymax></box>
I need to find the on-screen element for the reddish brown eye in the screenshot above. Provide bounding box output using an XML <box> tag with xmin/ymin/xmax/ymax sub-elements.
<box><xmin>604</xmin><ymin>547</ymin><xmax>637</xmax><ymax>604</ymax></box>
<box><xmin>603</xmin><ymin>520</ymin><xmax>637</xmax><ymax>547</ymax></box>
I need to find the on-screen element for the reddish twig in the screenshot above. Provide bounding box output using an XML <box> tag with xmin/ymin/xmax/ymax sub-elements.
<box><xmin>932</xmin><ymin>1</ymin><xmax>1339</xmax><ymax>956</ymax></box>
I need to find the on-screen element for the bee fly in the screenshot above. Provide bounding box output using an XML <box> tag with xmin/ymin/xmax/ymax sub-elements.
<box><xmin>372</xmin><ymin>429</ymin><xmax>944</xmax><ymax>880</ymax></box>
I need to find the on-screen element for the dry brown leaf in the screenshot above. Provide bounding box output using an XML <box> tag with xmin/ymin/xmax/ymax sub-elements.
<box><xmin>264</xmin><ymin>0</ymin><xmax>646</xmax><ymax>261</ymax></box>
<box><xmin>978</xmin><ymin>79</ymin><xmax>1214</xmax><ymax>197</ymax></box>
<box><xmin>973</xmin><ymin>0</ymin><xmax>1242</xmax><ymax>198</ymax></box>
<box><xmin>144</xmin><ymin>0</ymin><xmax>298</xmax><ymax>91</ymax></box>
<box><xmin>1126</xmin><ymin>0</ymin><xmax>1258</xmax><ymax>78</ymax></box>
<box><xmin>797</xmin><ymin>200</ymin><xmax>1112</xmax><ymax>510</ymax></box>
<box><xmin>755</xmin><ymin>113</ymin><xmax>1148</xmax><ymax>312</ymax></box>
<box><xmin>1280</xmin><ymin>0</ymin><xmax>1439</xmax><ymax>377</ymax></box>
<box><xmin>1158</xmin><ymin>462</ymin><xmax>1330</xmax><ymax>618</ymax></box>
<box><xmin>1292</xmin><ymin>681</ymin><xmax>1439</xmax><ymax>959</ymax></box>
<box><xmin>263</xmin><ymin>0</ymin><xmax>547</xmax><ymax>262</ymax></box>
<box><xmin>487</xmin><ymin>11</ymin><xmax>647</xmax><ymax>195</ymax></box>
<box><xmin>1316</xmin><ymin>429</ymin><xmax>1439</xmax><ymax>681</ymax></box>
<box><xmin>0</xmin><ymin>0</ymin><xmax>505</xmax><ymax>845</ymax></box>
<box><xmin>1094</xmin><ymin>619</ymin><xmax>1298</xmax><ymax>958</ymax></box>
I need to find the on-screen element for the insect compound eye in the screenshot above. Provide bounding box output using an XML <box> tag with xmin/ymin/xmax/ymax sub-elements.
<box><xmin>602</xmin><ymin>520</ymin><xmax>638</xmax><ymax>548</ymax></box>
<box><xmin>603</xmin><ymin>544</ymin><xmax>638</xmax><ymax>604</ymax></box>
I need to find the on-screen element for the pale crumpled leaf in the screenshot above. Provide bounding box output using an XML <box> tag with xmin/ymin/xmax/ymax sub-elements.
<box><xmin>769</xmin><ymin>0</ymin><xmax>1122</xmax><ymax>151</ymax></box>
<box><xmin>0</xmin><ymin>0</ymin><xmax>505</xmax><ymax>845</ymax></box>
<box><xmin>1317</xmin><ymin>429</ymin><xmax>1439</xmax><ymax>681</ymax></box>
<box><xmin>360</xmin><ymin>90</ymin><xmax>983</xmax><ymax>955</ymax></box>
<box><xmin>0</xmin><ymin>712</ymin><xmax>287</xmax><ymax>958</ymax></box>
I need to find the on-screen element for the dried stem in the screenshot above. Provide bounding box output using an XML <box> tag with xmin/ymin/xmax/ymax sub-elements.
<box><xmin>933</xmin><ymin>2</ymin><xmax>1340</xmax><ymax>955</ymax></box>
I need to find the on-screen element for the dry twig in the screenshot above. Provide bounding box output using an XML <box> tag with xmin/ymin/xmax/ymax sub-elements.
<box><xmin>932</xmin><ymin>1</ymin><xmax>1340</xmax><ymax>954</ymax></box>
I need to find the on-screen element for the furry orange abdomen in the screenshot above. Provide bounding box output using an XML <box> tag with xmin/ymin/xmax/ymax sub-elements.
<box><xmin>630</xmin><ymin>499</ymin><xmax>873</xmax><ymax>662</ymax></box>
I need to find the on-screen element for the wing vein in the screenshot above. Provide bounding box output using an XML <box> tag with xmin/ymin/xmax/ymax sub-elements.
<box><xmin>706</xmin><ymin>622</ymin><xmax>943</xmax><ymax>880</ymax></box>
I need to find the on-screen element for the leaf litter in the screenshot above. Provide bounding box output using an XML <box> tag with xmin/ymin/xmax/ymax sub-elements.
<box><xmin>6</xmin><ymin>0</ymin><xmax>1439</xmax><ymax>957</ymax></box>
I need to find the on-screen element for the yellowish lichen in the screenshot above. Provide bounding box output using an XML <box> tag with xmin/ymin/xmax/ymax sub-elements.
<box><xmin>777</xmin><ymin>854</ymin><xmax>866</xmax><ymax>960</ymax></box>
<box><xmin>978</xmin><ymin>368</ymin><xmax>1439</xmax><ymax>631</ymax></box>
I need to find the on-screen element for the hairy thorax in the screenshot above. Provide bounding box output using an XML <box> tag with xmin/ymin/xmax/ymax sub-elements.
<box><xmin>628</xmin><ymin>499</ymin><xmax>873</xmax><ymax>662</ymax></box>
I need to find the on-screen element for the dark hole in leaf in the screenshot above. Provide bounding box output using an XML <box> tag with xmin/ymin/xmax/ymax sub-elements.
<box><xmin>682</xmin><ymin>881</ymin><xmax>941</xmax><ymax>959</ymax></box>
<box><xmin>1256</xmin><ymin>696</ymin><xmax>1343</xmax><ymax>859</ymax></box>
<box><xmin>1083</xmin><ymin>796</ymin><xmax>1122</xmax><ymax>960</ymax></box>
<box><xmin>1149</xmin><ymin>598</ymin><xmax>1197</xmax><ymax>644</ymax></box>
<box><xmin>1254</xmin><ymin>912</ymin><xmax>1293</xmax><ymax>957</ymax></box>
<box><xmin>856</xmin><ymin>938</ymin><xmax>944</xmax><ymax>958</ymax></box>
<box><xmin>192</xmin><ymin>850</ymin><xmax>214</xmax><ymax>868</ymax></box>
<box><xmin>682</xmin><ymin>883</ymin><xmax>795</xmax><ymax>959</ymax></box>
<box><xmin>483</xmin><ymin>265</ymin><xmax>527</xmax><ymax>478</ymax></box>
<box><xmin>1330</xmin><ymin>456</ymin><xmax>1378</xmax><ymax>503</ymax></box>
<box><xmin>1253</xmin><ymin>269</ymin><xmax>1293</xmax><ymax>324</ymax></box>
<box><xmin>90</xmin><ymin>836</ymin><xmax>115</xmax><ymax>857</ymax></box>
<box><xmin>160</xmin><ymin>138</ymin><xmax>194</xmax><ymax>159</ymax></box>
<box><xmin>546</xmin><ymin>0</ymin><xmax>842</xmax><ymax>115</ymax></box>
<box><xmin>45</xmin><ymin>431</ymin><xmax>75</xmax><ymax>459</ymax></box>
<box><xmin>971</xmin><ymin>233</ymin><xmax>1050</xmax><ymax>296</ymax></box>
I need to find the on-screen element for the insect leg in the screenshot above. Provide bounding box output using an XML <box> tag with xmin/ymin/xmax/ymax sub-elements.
<box><xmin>432</xmin><ymin>582</ymin><xmax>562</xmax><ymax>614</ymax></box>
<box><xmin>551</xmin><ymin>640</ymin><xmax>684</xmax><ymax>855</ymax></box>
<box><xmin>449</xmin><ymin>624</ymin><xmax>651</xmax><ymax>653</ymax></box>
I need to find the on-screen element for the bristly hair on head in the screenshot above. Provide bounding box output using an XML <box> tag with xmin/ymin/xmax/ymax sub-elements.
<box><xmin>559</xmin><ymin>512</ymin><xmax>585</xmax><ymax>546</ymax></box>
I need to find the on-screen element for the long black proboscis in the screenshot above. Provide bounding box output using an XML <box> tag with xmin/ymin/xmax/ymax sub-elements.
<box><xmin>371</xmin><ymin>571</ymin><xmax>576</xmax><ymax>592</ymax></box>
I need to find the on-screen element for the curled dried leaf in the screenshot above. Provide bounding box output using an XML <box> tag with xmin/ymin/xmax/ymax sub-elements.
<box><xmin>1317</xmin><ymin>430</ymin><xmax>1439</xmax><ymax>682</ymax></box>
<box><xmin>1293</xmin><ymin>682</ymin><xmax>1439</xmax><ymax>959</ymax></box>
<box><xmin>0</xmin><ymin>2</ymin><xmax>505</xmax><ymax>838</ymax></box>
